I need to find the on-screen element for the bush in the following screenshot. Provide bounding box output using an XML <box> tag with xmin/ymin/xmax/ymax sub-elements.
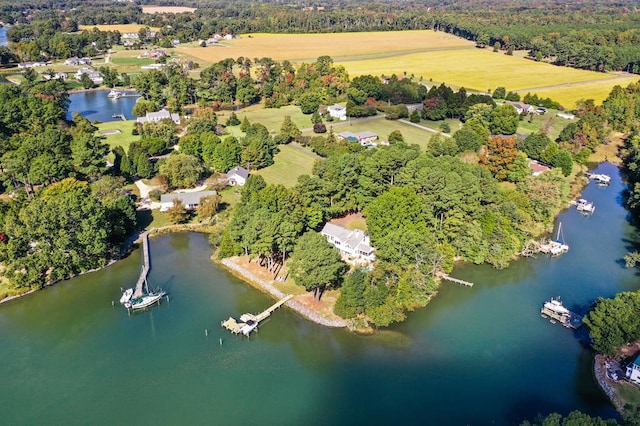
<box><xmin>148</xmin><ymin>189</ymin><xmax>162</xmax><ymax>201</ymax></box>
<box><xmin>313</xmin><ymin>123</ymin><xmax>327</xmax><ymax>133</ymax></box>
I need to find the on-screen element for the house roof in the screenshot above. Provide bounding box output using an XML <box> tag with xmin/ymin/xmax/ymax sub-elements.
<box><xmin>328</xmin><ymin>104</ymin><xmax>346</xmax><ymax>111</ymax></box>
<box><xmin>160</xmin><ymin>191</ymin><xmax>217</xmax><ymax>205</ymax></box>
<box><xmin>529</xmin><ymin>160</ymin><xmax>551</xmax><ymax>175</ymax></box>
<box><xmin>632</xmin><ymin>353</ymin><xmax>640</xmax><ymax>367</ymax></box>
<box><xmin>338</xmin><ymin>131</ymin><xmax>357</xmax><ymax>139</ymax></box>
<box><xmin>321</xmin><ymin>223</ymin><xmax>373</xmax><ymax>254</ymax></box>
<box><xmin>227</xmin><ymin>166</ymin><xmax>249</xmax><ymax>179</ymax></box>
<box><xmin>358</xmin><ymin>131</ymin><xmax>378</xmax><ymax>139</ymax></box>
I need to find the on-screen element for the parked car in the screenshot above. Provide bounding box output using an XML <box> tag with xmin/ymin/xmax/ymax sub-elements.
<box><xmin>536</xmin><ymin>107</ymin><xmax>547</xmax><ymax>114</ymax></box>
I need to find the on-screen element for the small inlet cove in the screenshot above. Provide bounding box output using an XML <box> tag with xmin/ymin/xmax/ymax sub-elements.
<box><xmin>66</xmin><ymin>89</ymin><xmax>139</xmax><ymax>122</ymax></box>
<box><xmin>0</xmin><ymin>162</ymin><xmax>637</xmax><ymax>425</ymax></box>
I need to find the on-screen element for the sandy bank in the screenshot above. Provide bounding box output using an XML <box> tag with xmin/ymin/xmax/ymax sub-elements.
<box><xmin>218</xmin><ymin>258</ymin><xmax>347</xmax><ymax>328</ymax></box>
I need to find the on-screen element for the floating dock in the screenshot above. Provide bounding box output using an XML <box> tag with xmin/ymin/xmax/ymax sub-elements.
<box><xmin>222</xmin><ymin>294</ymin><xmax>293</xmax><ymax>336</ymax></box>
<box><xmin>541</xmin><ymin>298</ymin><xmax>583</xmax><ymax>329</ymax></box>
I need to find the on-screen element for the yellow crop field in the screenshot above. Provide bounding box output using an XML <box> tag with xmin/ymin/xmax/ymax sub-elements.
<box><xmin>142</xmin><ymin>6</ymin><xmax>196</xmax><ymax>14</ymax></box>
<box><xmin>339</xmin><ymin>49</ymin><xmax>612</xmax><ymax>93</ymax></box>
<box><xmin>175</xmin><ymin>30</ymin><xmax>473</xmax><ymax>64</ymax></box>
<box><xmin>524</xmin><ymin>75</ymin><xmax>640</xmax><ymax>109</ymax></box>
<box><xmin>78</xmin><ymin>24</ymin><xmax>160</xmax><ymax>33</ymax></box>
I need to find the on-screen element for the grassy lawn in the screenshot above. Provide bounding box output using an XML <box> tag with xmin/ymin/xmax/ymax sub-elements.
<box><xmin>219</xmin><ymin>105</ymin><xmax>312</xmax><ymax>137</ymax></box>
<box><xmin>316</xmin><ymin>117</ymin><xmax>437</xmax><ymax>150</ymax></box>
<box><xmin>96</xmin><ymin>120</ymin><xmax>139</xmax><ymax>155</ymax></box>
<box><xmin>254</xmin><ymin>144</ymin><xmax>319</xmax><ymax>187</ymax></box>
<box><xmin>515</xmin><ymin>111</ymin><xmax>570</xmax><ymax>141</ymax></box>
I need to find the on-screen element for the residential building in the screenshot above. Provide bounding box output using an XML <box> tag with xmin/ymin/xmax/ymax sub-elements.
<box><xmin>337</xmin><ymin>131</ymin><xmax>378</xmax><ymax>146</ymax></box>
<box><xmin>226</xmin><ymin>166</ymin><xmax>249</xmax><ymax>186</ymax></box>
<box><xmin>159</xmin><ymin>191</ymin><xmax>218</xmax><ymax>212</ymax></box>
<box><xmin>74</xmin><ymin>67</ymin><xmax>103</xmax><ymax>84</ymax></box>
<box><xmin>626</xmin><ymin>353</ymin><xmax>640</xmax><ymax>384</ymax></box>
<box><xmin>508</xmin><ymin>102</ymin><xmax>535</xmax><ymax>114</ymax></box>
<box><xmin>137</xmin><ymin>108</ymin><xmax>181</xmax><ymax>125</ymax></box>
<box><xmin>327</xmin><ymin>104</ymin><xmax>347</xmax><ymax>121</ymax></box>
<box><xmin>18</xmin><ymin>62</ymin><xmax>46</xmax><ymax>69</ymax></box>
<box><xmin>529</xmin><ymin>160</ymin><xmax>551</xmax><ymax>176</ymax></box>
<box><xmin>320</xmin><ymin>222</ymin><xmax>375</xmax><ymax>265</ymax></box>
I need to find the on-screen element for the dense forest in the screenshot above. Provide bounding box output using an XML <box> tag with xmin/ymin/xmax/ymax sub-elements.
<box><xmin>2</xmin><ymin>0</ymin><xmax>640</xmax><ymax>73</ymax></box>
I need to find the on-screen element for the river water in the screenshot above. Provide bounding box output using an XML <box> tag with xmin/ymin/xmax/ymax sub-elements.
<box><xmin>67</xmin><ymin>90</ymin><xmax>139</xmax><ymax>122</ymax></box>
<box><xmin>0</xmin><ymin>26</ymin><xmax>7</xmax><ymax>46</ymax></box>
<box><xmin>0</xmin><ymin>162</ymin><xmax>636</xmax><ymax>425</ymax></box>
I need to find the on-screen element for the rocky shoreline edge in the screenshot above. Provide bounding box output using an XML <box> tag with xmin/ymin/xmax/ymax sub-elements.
<box><xmin>217</xmin><ymin>258</ymin><xmax>347</xmax><ymax>329</ymax></box>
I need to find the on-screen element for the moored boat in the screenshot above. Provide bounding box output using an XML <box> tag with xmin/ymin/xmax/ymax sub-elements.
<box><xmin>119</xmin><ymin>288</ymin><xmax>133</xmax><ymax>304</ymax></box>
<box><xmin>541</xmin><ymin>297</ymin><xmax>583</xmax><ymax>329</ymax></box>
<box><xmin>107</xmin><ymin>89</ymin><xmax>123</xmax><ymax>99</ymax></box>
<box><xmin>124</xmin><ymin>289</ymin><xmax>166</xmax><ymax>310</ymax></box>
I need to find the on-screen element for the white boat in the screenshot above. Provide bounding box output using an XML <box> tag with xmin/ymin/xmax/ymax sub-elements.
<box><xmin>107</xmin><ymin>89</ymin><xmax>123</xmax><ymax>99</ymax></box>
<box><xmin>124</xmin><ymin>290</ymin><xmax>166</xmax><ymax>310</ymax></box>
<box><xmin>544</xmin><ymin>222</ymin><xmax>569</xmax><ymax>256</ymax></box>
<box><xmin>119</xmin><ymin>288</ymin><xmax>133</xmax><ymax>304</ymax></box>
<box><xmin>543</xmin><ymin>298</ymin><xmax>570</xmax><ymax>315</ymax></box>
<box><xmin>576</xmin><ymin>198</ymin><xmax>595</xmax><ymax>214</ymax></box>
<box><xmin>588</xmin><ymin>173</ymin><xmax>611</xmax><ymax>185</ymax></box>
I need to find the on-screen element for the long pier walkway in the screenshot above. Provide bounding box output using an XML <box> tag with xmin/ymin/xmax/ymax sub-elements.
<box><xmin>440</xmin><ymin>274</ymin><xmax>474</xmax><ymax>287</ymax></box>
<box><xmin>222</xmin><ymin>294</ymin><xmax>294</xmax><ymax>336</ymax></box>
<box><xmin>132</xmin><ymin>231</ymin><xmax>150</xmax><ymax>298</ymax></box>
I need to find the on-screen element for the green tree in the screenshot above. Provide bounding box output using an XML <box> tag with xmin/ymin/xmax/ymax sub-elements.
<box><xmin>289</xmin><ymin>231</ymin><xmax>347</xmax><ymax>300</ymax></box>
<box><xmin>167</xmin><ymin>198</ymin><xmax>189</xmax><ymax>224</ymax></box>
<box><xmin>492</xmin><ymin>87</ymin><xmax>506</xmax><ymax>99</ymax></box>
<box><xmin>278</xmin><ymin>115</ymin><xmax>301</xmax><ymax>143</ymax></box>
<box><xmin>520</xmin><ymin>133</ymin><xmax>551</xmax><ymax>160</ymax></box>
<box><xmin>490</xmin><ymin>104</ymin><xmax>519</xmax><ymax>135</ymax></box>
<box><xmin>197</xmin><ymin>194</ymin><xmax>222</xmax><ymax>221</ymax></box>
<box><xmin>551</xmin><ymin>149</ymin><xmax>573</xmax><ymax>176</ymax></box>
<box><xmin>159</xmin><ymin>153</ymin><xmax>206</xmax><ymax>189</ymax></box>
<box><xmin>334</xmin><ymin>269</ymin><xmax>367</xmax><ymax>318</ymax></box>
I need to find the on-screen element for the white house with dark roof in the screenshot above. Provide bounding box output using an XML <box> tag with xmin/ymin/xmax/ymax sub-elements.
<box><xmin>327</xmin><ymin>104</ymin><xmax>347</xmax><ymax>121</ymax></box>
<box><xmin>626</xmin><ymin>353</ymin><xmax>640</xmax><ymax>384</ymax></box>
<box><xmin>226</xmin><ymin>166</ymin><xmax>249</xmax><ymax>186</ymax></box>
<box><xmin>320</xmin><ymin>222</ymin><xmax>375</xmax><ymax>265</ymax></box>
<box><xmin>137</xmin><ymin>108</ymin><xmax>181</xmax><ymax>125</ymax></box>
<box><xmin>508</xmin><ymin>102</ymin><xmax>535</xmax><ymax>114</ymax></box>
<box><xmin>159</xmin><ymin>190</ymin><xmax>217</xmax><ymax>212</ymax></box>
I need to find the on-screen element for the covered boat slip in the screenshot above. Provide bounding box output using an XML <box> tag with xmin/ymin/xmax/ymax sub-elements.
<box><xmin>222</xmin><ymin>294</ymin><xmax>294</xmax><ymax>336</ymax></box>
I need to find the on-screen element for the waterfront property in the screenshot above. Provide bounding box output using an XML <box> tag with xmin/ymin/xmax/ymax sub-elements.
<box><xmin>159</xmin><ymin>190</ymin><xmax>218</xmax><ymax>212</ymax></box>
<box><xmin>626</xmin><ymin>353</ymin><xmax>640</xmax><ymax>384</ymax></box>
<box><xmin>137</xmin><ymin>108</ymin><xmax>181</xmax><ymax>125</ymax></box>
<box><xmin>320</xmin><ymin>222</ymin><xmax>375</xmax><ymax>265</ymax></box>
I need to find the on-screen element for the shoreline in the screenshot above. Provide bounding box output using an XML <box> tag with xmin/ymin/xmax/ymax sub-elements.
<box><xmin>217</xmin><ymin>257</ymin><xmax>347</xmax><ymax>328</ymax></box>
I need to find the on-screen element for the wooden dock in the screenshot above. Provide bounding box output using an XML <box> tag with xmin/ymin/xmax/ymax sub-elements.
<box><xmin>132</xmin><ymin>231</ymin><xmax>150</xmax><ymax>298</ymax></box>
<box><xmin>222</xmin><ymin>294</ymin><xmax>294</xmax><ymax>336</ymax></box>
<box><xmin>541</xmin><ymin>304</ymin><xmax>583</xmax><ymax>329</ymax></box>
<box><xmin>440</xmin><ymin>274</ymin><xmax>474</xmax><ymax>287</ymax></box>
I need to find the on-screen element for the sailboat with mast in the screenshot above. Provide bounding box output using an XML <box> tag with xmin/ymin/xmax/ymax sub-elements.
<box><xmin>539</xmin><ymin>222</ymin><xmax>569</xmax><ymax>256</ymax></box>
<box><xmin>123</xmin><ymin>274</ymin><xmax>166</xmax><ymax>311</ymax></box>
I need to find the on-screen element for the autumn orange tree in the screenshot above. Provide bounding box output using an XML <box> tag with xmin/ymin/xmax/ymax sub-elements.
<box><xmin>480</xmin><ymin>136</ymin><xmax>518</xmax><ymax>181</ymax></box>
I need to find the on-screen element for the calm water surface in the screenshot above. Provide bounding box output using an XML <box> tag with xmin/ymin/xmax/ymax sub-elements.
<box><xmin>0</xmin><ymin>26</ymin><xmax>7</xmax><ymax>46</ymax></box>
<box><xmin>0</xmin><ymin>162</ymin><xmax>637</xmax><ymax>425</ymax></box>
<box><xmin>67</xmin><ymin>90</ymin><xmax>138</xmax><ymax>122</ymax></box>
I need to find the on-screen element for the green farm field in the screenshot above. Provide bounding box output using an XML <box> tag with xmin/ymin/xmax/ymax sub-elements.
<box><xmin>254</xmin><ymin>144</ymin><xmax>319</xmax><ymax>187</ymax></box>
<box><xmin>220</xmin><ymin>105</ymin><xmax>313</xmax><ymax>137</ymax></box>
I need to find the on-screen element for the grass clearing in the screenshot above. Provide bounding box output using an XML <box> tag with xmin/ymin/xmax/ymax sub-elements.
<box><xmin>254</xmin><ymin>144</ymin><xmax>319</xmax><ymax>187</ymax></box>
<box><xmin>317</xmin><ymin>117</ymin><xmax>436</xmax><ymax>150</ymax></box>
<box><xmin>220</xmin><ymin>105</ymin><xmax>312</xmax><ymax>137</ymax></box>
<box><xmin>96</xmin><ymin>121</ymin><xmax>139</xmax><ymax>156</ymax></box>
<box><xmin>515</xmin><ymin>112</ymin><xmax>569</xmax><ymax>141</ymax></box>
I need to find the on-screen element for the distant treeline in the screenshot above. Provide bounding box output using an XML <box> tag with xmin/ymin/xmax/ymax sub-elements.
<box><xmin>1</xmin><ymin>0</ymin><xmax>640</xmax><ymax>73</ymax></box>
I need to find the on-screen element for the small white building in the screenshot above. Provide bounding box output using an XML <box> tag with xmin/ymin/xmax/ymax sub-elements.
<box><xmin>557</xmin><ymin>112</ymin><xmax>575</xmax><ymax>120</ymax></box>
<box><xmin>327</xmin><ymin>104</ymin><xmax>347</xmax><ymax>121</ymax></box>
<box><xmin>18</xmin><ymin>61</ymin><xmax>46</xmax><ymax>69</ymax></box>
<box><xmin>320</xmin><ymin>222</ymin><xmax>375</xmax><ymax>265</ymax></box>
<box><xmin>626</xmin><ymin>353</ymin><xmax>640</xmax><ymax>384</ymax></box>
<box><xmin>226</xmin><ymin>166</ymin><xmax>249</xmax><ymax>186</ymax></box>
<box><xmin>137</xmin><ymin>108</ymin><xmax>181</xmax><ymax>125</ymax></box>
<box><xmin>74</xmin><ymin>67</ymin><xmax>103</xmax><ymax>84</ymax></box>
<box><xmin>159</xmin><ymin>191</ymin><xmax>217</xmax><ymax>212</ymax></box>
